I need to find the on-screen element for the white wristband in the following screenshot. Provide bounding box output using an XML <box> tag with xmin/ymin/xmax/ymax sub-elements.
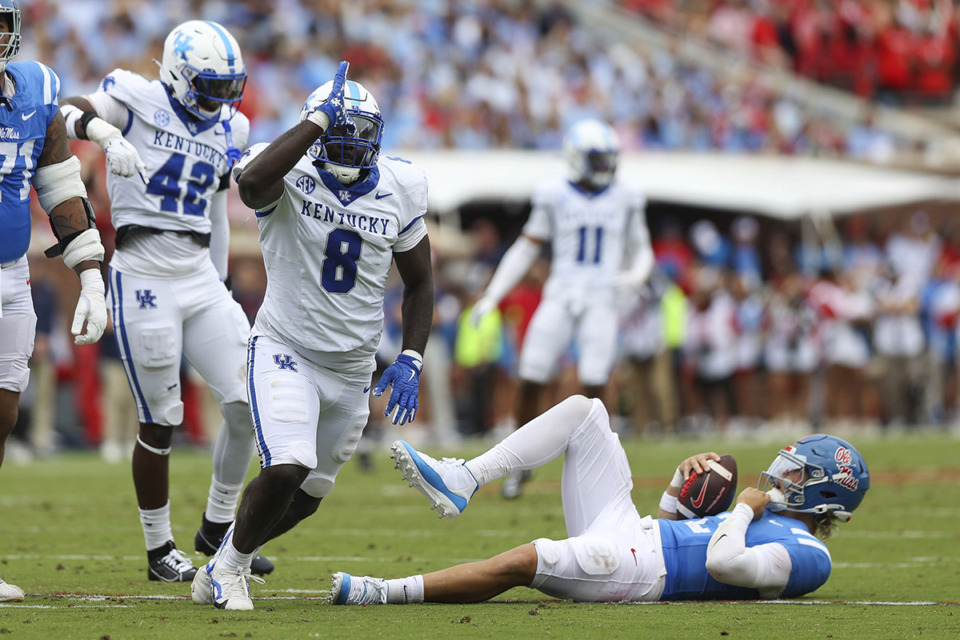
<box><xmin>84</xmin><ymin>116</ymin><xmax>123</xmax><ymax>148</ymax></box>
<box><xmin>670</xmin><ymin>467</ymin><xmax>685</xmax><ymax>489</ymax></box>
<box><xmin>659</xmin><ymin>491</ymin><xmax>678</xmax><ymax>514</ymax></box>
<box><xmin>306</xmin><ymin>110</ymin><xmax>330</xmax><ymax>130</ymax></box>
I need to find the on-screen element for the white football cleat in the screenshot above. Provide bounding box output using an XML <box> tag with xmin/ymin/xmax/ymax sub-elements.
<box><xmin>0</xmin><ymin>578</ymin><xmax>24</xmax><ymax>602</ymax></box>
<box><xmin>211</xmin><ymin>563</ymin><xmax>263</xmax><ymax>611</ymax></box>
<box><xmin>390</xmin><ymin>440</ymin><xmax>479</xmax><ymax>519</ymax></box>
<box><xmin>191</xmin><ymin>560</ymin><xmax>214</xmax><ymax>605</ymax></box>
<box><xmin>329</xmin><ymin>572</ymin><xmax>387</xmax><ymax>605</ymax></box>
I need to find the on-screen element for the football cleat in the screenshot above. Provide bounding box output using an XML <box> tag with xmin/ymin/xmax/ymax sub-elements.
<box><xmin>501</xmin><ymin>469</ymin><xmax>532</xmax><ymax>500</ymax></box>
<box><xmin>329</xmin><ymin>572</ymin><xmax>387</xmax><ymax>605</ymax></box>
<box><xmin>0</xmin><ymin>578</ymin><xmax>24</xmax><ymax>603</ymax></box>
<box><xmin>195</xmin><ymin>519</ymin><xmax>275</xmax><ymax>576</ymax></box>
<box><xmin>147</xmin><ymin>541</ymin><xmax>197</xmax><ymax>582</ymax></box>
<box><xmin>211</xmin><ymin>562</ymin><xmax>263</xmax><ymax>611</ymax></box>
<box><xmin>390</xmin><ymin>440</ymin><xmax>478</xmax><ymax>519</ymax></box>
<box><xmin>191</xmin><ymin>559</ymin><xmax>214</xmax><ymax>605</ymax></box>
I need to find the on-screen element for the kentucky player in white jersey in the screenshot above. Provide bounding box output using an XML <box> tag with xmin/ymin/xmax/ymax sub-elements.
<box><xmin>0</xmin><ymin>1</ymin><xmax>107</xmax><ymax>602</ymax></box>
<box><xmin>190</xmin><ymin>62</ymin><xmax>434</xmax><ymax>610</ymax></box>
<box><xmin>330</xmin><ymin>397</ymin><xmax>870</xmax><ymax>605</ymax></box>
<box><xmin>59</xmin><ymin>20</ymin><xmax>273</xmax><ymax>582</ymax></box>
<box><xmin>471</xmin><ymin>119</ymin><xmax>653</xmax><ymax>498</ymax></box>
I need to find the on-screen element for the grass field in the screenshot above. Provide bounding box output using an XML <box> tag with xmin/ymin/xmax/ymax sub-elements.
<box><xmin>2</xmin><ymin>428</ymin><xmax>959</xmax><ymax>639</ymax></box>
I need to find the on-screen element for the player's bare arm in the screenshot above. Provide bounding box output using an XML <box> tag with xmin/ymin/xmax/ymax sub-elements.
<box><xmin>237</xmin><ymin>122</ymin><xmax>323</xmax><ymax>210</ymax></box>
<box><xmin>38</xmin><ymin>114</ymin><xmax>99</xmax><ymax>274</ymax></box>
<box><xmin>394</xmin><ymin>236</ymin><xmax>435</xmax><ymax>355</ymax></box>
<box><xmin>59</xmin><ymin>96</ymin><xmax>96</xmax><ymax>138</ymax></box>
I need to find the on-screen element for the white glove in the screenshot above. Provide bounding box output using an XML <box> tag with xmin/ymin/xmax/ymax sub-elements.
<box><xmin>469</xmin><ymin>296</ymin><xmax>498</xmax><ymax>328</ymax></box>
<box><xmin>104</xmin><ymin>137</ymin><xmax>147</xmax><ymax>182</ymax></box>
<box><xmin>72</xmin><ymin>269</ymin><xmax>107</xmax><ymax>345</ymax></box>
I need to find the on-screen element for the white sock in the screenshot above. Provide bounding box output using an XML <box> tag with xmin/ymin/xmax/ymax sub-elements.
<box><xmin>219</xmin><ymin>538</ymin><xmax>256</xmax><ymax>572</ymax></box>
<box><xmin>205</xmin><ymin>476</ymin><xmax>242</xmax><ymax>523</ymax></box>
<box><xmin>140</xmin><ymin>502</ymin><xmax>173</xmax><ymax>552</ymax></box>
<box><xmin>385</xmin><ymin>575</ymin><xmax>424</xmax><ymax>604</ymax></box>
<box><xmin>465</xmin><ymin>396</ymin><xmax>593</xmax><ymax>486</ymax></box>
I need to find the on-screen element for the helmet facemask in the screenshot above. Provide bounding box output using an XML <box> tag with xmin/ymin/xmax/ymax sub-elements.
<box><xmin>0</xmin><ymin>2</ymin><xmax>21</xmax><ymax>75</ymax></box>
<box><xmin>564</xmin><ymin>119</ymin><xmax>620</xmax><ymax>190</ymax></box>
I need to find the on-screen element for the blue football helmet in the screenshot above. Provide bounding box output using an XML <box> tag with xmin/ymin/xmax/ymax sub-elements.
<box><xmin>299</xmin><ymin>79</ymin><xmax>383</xmax><ymax>184</ymax></box>
<box><xmin>159</xmin><ymin>20</ymin><xmax>246</xmax><ymax>122</ymax></box>
<box><xmin>0</xmin><ymin>0</ymin><xmax>21</xmax><ymax>74</ymax></box>
<box><xmin>759</xmin><ymin>434</ymin><xmax>869</xmax><ymax>522</ymax></box>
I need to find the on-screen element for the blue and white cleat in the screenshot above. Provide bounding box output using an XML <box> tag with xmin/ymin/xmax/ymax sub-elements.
<box><xmin>329</xmin><ymin>572</ymin><xmax>387</xmax><ymax>605</ymax></box>
<box><xmin>210</xmin><ymin>563</ymin><xmax>263</xmax><ymax>611</ymax></box>
<box><xmin>390</xmin><ymin>440</ymin><xmax>479</xmax><ymax>519</ymax></box>
<box><xmin>191</xmin><ymin>558</ymin><xmax>215</xmax><ymax>605</ymax></box>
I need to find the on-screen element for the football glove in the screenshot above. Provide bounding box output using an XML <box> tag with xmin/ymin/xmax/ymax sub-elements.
<box><xmin>468</xmin><ymin>296</ymin><xmax>498</xmax><ymax>329</ymax></box>
<box><xmin>314</xmin><ymin>60</ymin><xmax>356</xmax><ymax>134</ymax></box>
<box><xmin>72</xmin><ymin>269</ymin><xmax>107</xmax><ymax>345</ymax></box>
<box><xmin>104</xmin><ymin>137</ymin><xmax>148</xmax><ymax>183</ymax></box>
<box><xmin>373</xmin><ymin>350</ymin><xmax>423</xmax><ymax>426</ymax></box>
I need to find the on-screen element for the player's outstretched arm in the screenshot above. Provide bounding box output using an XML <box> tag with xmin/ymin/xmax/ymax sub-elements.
<box><xmin>237</xmin><ymin>61</ymin><xmax>353</xmax><ymax>210</ymax></box>
<box><xmin>60</xmin><ymin>96</ymin><xmax>146</xmax><ymax>182</ymax></box>
<box><xmin>469</xmin><ymin>234</ymin><xmax>543</xmax><ymax>327</ymax></box>
<box><xmin>372</xmin><ymin>237</ymin><xmax>434</xmax><ymax>425</ymax></box>
<box><xmin>35</xmin><ymin>114</ymin><xmax>107</xmax><ymax>345</ymax></box>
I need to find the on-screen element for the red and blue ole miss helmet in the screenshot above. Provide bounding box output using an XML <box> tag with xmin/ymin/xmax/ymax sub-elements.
<box><xmin>759</xmin><ymin>434</ymin><xmax>869</xmax><ymax>522</ymax></box>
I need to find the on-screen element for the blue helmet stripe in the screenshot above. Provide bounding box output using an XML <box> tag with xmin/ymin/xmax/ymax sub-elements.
<box><xmin>345</xmin><ymin>80</ymin><xmax>360</xmax><ymax>104</ymax></box>
<box><xmin>205</xmin><ymin>21</ymin><xmax>236</xmax><ymax>71</ymax></box>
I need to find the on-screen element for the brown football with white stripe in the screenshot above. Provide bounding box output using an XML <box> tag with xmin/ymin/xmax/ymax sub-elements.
<box><xmin>677</xmin><ymin>455</ymin><xmax>738</xmax><ymax>519</ymax></box>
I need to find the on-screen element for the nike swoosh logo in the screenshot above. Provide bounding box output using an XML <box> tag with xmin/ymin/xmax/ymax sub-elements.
<box><xmin>363</xmin><ymin>386</ymin><xmax>371</xmax><ymax>393</ymax></box>
<box><xmin>375</xmin><ymin>192</ymin><xmax>392</xmax><ymax>200</ymax></box>
<box><xmin>21</xmin><ymin>111</ymin><xmax>36</xmax><ymax>121</ymax></box>
<box><xmin>690</xmin><ymin>476</ymin><xmax>710</xmax><ymax>509</ymax></box>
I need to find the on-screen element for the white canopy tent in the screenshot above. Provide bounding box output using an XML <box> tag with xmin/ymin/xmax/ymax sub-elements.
<box><xmin>398</xmin><ymin>151</ymin><xmax>960</xmax><ymax>219</ymax></box>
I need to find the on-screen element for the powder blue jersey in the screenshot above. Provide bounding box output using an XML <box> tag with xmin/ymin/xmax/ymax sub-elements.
<box><xmin>0</xmin><ymin>61</ymin><xmax>62</xmax><ymax>263</ymax></box>
<box><xmin>658</xmin><ymin>510</ymin><xmax>832</xmax><ymax>600</ymax></box>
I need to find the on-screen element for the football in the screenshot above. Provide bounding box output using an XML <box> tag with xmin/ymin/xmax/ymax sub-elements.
<box><xmin>676</xmin><ymin>455</ymin><xmax>738</xmax><ymax>519</ymax></box>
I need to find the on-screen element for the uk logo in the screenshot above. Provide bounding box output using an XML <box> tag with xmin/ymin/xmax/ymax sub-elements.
<box><xmin>136</xmin><ymin>290</ymin><xmax>157</xmax><ymax>309</ymax></box>
<box><xmin>154</xmin><ymin>110</ymin><xmax>170</xmax><ymax>127</ymax></box>
<box><xmin>174</xmin><ymin>32</ymin><xmax>195</xmax><ymax>61</ymax></box>
<box><xmin>296</xmin><ymin>175</ymin><xmax>316</xmax><ymax>194</ymax></box>
<box><xmin>273</xmin><ymin>354</ymin><xmax>298</xmax><ymax>371</ymax></box>
<box><xmin>339</xmin><ymin>190</ymin><xmax>352</xmax><ymax>202</ymax></box>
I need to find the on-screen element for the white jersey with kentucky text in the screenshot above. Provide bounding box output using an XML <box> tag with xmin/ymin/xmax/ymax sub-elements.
<box><xmin>0</xmin><ymin>61</ymin><xmax>62</xmax><ymax>264</ymax></box>
<box><xmin>236</xmin><ymin>146</ymin><xmax>428</xmax><ymax>372</ymax></box>
<box><xmin>95</xmin><ymin>68</ymin><xmax>249</xmax><ymax>277</ymax></box>
<box><xmin>523</xmin><ymin>177</ymin><xmax>648</xmax><ymax>302</ymax></box>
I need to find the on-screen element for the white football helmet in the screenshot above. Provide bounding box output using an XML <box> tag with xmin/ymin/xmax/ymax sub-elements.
<box><xmin>159</xmin><ymin>20</ymin><xmax>246</xmax><ymax>122</ymax></box>
<box><xmin>299</xmin><ymin>79</ymin><xmax>383</xmax><ymax>185</ymax></box>
<box><xmin>0</xmin><ymin>0</ymin><xmax>21</xmax><ymax>75</ymax></box>
<box><xmin>563</xmin><ymin>119</ymin><xmax>619</xmax><ymax>189</ymax></box>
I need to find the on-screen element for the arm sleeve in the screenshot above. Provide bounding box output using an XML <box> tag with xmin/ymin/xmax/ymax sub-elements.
<box><xmin>621</xmin><ymin>207</ymin><xmax>654</xmax><ymax>285</ymax></box>
<box><xmin>481</xmin><ymin>235</ymin><xmax>541</xmax><ymax>306</ymax></box>
<box><xmin>208</xmin><ymin>190</ymin><xmax>229</xmax><ymax>281</ymax></box>
<box><xmin>85</xmin><ymin>91</ymin><xmax>132</xmax><ymax>130</ymax></box>
<box><xmin>705</xmin><ymin>504</ymin><xmax>792</xmax><ymax>596</ymax></box>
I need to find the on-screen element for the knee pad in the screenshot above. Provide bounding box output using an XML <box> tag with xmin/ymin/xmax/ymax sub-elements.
<box><xmin>571</xmin><ymin>536</ymin><xmax>621</xmax><ymax>576</ymax></box>
<box><xmin>300</xmin><ymin>476</ymin><xmax>334</xmax><ymax>499</ymax></box>
<box><xmin>220</xmin><ymin>400</ymin><xmax>252</xmax><ymax>436</ymax></box>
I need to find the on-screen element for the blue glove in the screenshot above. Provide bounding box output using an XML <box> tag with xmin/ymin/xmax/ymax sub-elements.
<box><xmin>373</xmin><ymin>350</ymin><xmax>423</xmax><ymax>426</ymax></box>
<box><xmin>317</xmin><ymin>60</ymin><xmax>356</xmax><ymax>134</ymax></box>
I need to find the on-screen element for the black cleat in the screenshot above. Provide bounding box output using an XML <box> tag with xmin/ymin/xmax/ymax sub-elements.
<box><xmin>195</xmin><ymin>518</ymin><xmax>275</xmax><ymax>576</ymax></box>
<box><xmin>148</xmin><ymin>541</ymin><xmax>198</xmax><ymax>582</ymax></box>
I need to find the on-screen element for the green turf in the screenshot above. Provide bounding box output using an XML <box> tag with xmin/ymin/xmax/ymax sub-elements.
<box><xmin>2</xmin><ymin>430</ymin><xmax>959</xmax><ymax>639</ymax></box>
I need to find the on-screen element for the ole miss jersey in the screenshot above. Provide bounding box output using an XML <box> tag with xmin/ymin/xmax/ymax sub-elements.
<box><xmin>657</xmin><ymin>510</ymin><xmax>832</xmax><ymax>600</ymax></box>
<box><xmin>0</xmin><ymin>61</ymin><xmax>62</xmax><ymax>263</ymax></box>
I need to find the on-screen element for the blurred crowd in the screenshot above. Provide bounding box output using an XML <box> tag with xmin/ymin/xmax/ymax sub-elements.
<box><xmin>16</xmin><ymin>0</ymin><xmax>922</xmax><ymax>164</ymax></box>
<box><xmin>623</xmin><ymin>0</ymin><xmax>960</xmax><ymax>105</ymax></box>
